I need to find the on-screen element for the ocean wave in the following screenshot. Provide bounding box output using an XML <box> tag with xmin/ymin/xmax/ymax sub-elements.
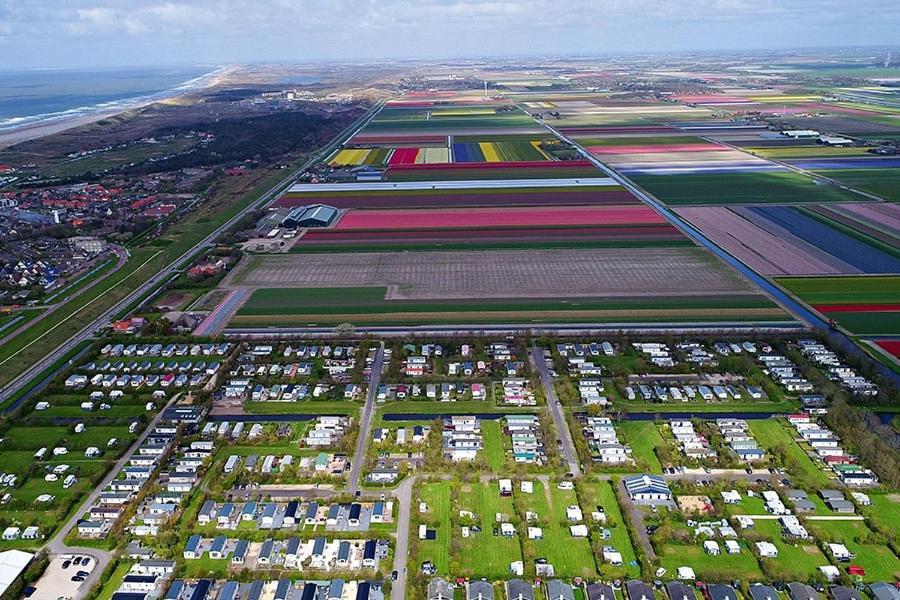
<box><xmin>0</xmin><ymin>67</ymin><xmax>224</xmax><ymax>133</ymax></box>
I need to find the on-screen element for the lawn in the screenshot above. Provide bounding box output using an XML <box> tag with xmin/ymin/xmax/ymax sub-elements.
<box><xmin>244</xmin><ymin>400</ymin><xmax>360</xmax><ymax>416</ymax></box>
<box><xmin>753</xmin><ymin>519</ymin><xmax>830</xmax><ymax>581</ymax></box>
<box><xmin>631</xmin><ymin>171</ymin><xmax>863</xmax><ymax>206</ymax></box>
<box><xmin>655</xmin><ymin>540</ymin><xmax>763</xmax><ymax>582</ymax></box>
<box><xmin>804</xmin><ymin>520</ymin><xmax>900</xmax><ymax>582</ymax></box>
<box><xmin>618</xmin><ymin>421</ymin><xmax>663</xmax><ymax>474</ymax></box>
<box><xmin>457</xmin><ymin>481</ymin><xmax>522</xmax><ymax>578</ymax></box>
<box><xmin>863</xmin><ymin>493</ymin><xmax>900</xmax><ymax>538</ymax></box>
<box><xmin>482</xmin><ymin>420</ymin><xmax>505</xmax><ymax>471</ymax></box>
<box><xmin>579</xmin><ymin>481</ymin><xmax>641</xmax><ymax>578</ymax></box>
<box><xmin>418</xmin><ymin>481</ymin><xmax>452</xmax><ymax>575</ymax></box>
<box><xmin>519</xmin><ymin>480</ymin><xmax>597</xmax><ymax>578</ymax></box>
<box><xmin>748</xmin><ymin>420</ymin><xmax>831</xmax><ymax>488</ymax></box>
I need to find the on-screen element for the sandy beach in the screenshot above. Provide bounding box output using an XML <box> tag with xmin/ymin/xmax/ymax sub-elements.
<box><xmin>0</xmin><ymin>66</ymin><xmax>236</xmax><ymax>149</ymax></box>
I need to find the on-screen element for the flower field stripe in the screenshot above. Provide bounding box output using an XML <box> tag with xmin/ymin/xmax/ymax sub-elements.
<box><xmin>587</xmin><ymin>143</ymin><xmax>728</xmax><ymax>154</ymax></box>
<box><xmin>750</xmin><ymin>206</ymin><xmax>900</xmax><ymax>273</ymax></box>
<box><xmin>874</xmin><ymin>340</ymin><xmax>900</xmax><ymax>359</ymax></box>
<box><xmin>333</xmin><ymin>205</ymin><xmax>667</xmax><ymax>230</ymax></box>
<box><xmin>389</xmin><ymin>159</ymin><xmax>592</xmax><ymax>171</ymax></box>
<box><xmin>479</xmin><ymin>142</ymin><xmax>502</xmax><ymax>162</ymax></box>
<box><xmin>812</xmin><ymin>303</ymin><xmax>900</xmax><ymax>313</ymax></box>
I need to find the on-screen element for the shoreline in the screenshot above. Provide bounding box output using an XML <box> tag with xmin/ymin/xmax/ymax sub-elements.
<box><xmin>0</xmin><ymin>65</ymin><xmax>236</xmax><ymax>149</ymax></box>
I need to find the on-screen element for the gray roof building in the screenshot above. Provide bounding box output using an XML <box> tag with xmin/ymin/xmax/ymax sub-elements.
<box><xmin>587</xmin><ymin>584</ymin><xmax>616</xmax><ymax>600</ymax></box>
<box><xmin>507</xmin><ymin>580</ymin><xmax>534</xmax><ymax>600</ymax></box>
<box><xmin>546</xmin><ymin>581</ymin><xmax>574</xmax><ymax>600</ymax></box>
<box><xmin>665</xmin><ymin>582</ymin><xmax>695</xmax><ymax>600</ymax></box>
<box><xmin>748</xmin><ymin>586</ymin><xmax>779</xmax><ymax>600</ymax></box>
<box><xmin>626</xmin><ymin>581</ymin><xmax>656</xmax><ymax>600</ymax></box>
<box><xmin>468</xmin><ymin>581</ymin><xmax>494</xmax><ymax>600</ymax></box>
<box><xmin>428</xmin><ymin>579</ymin><xmax>454</xmax><ymax>600</ymax></box>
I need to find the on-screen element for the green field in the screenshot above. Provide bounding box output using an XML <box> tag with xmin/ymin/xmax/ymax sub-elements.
<box><xmin>618</xmin><ymin>421</ymin><xmax>663</xmax><ymax>473</ymax></box>
<box><xmin>813</xmin><ymin>168</ymin><xmax>900</xmax><ymax>202</ymax></box>
<box><xmin>864</xmin><ymin>493</ymin><xmax>900</xmax><ymax>538</ymax></box>
<box><xmin>777</xmin><ymin>275</ymin><xmax>900</xmax><ymax>304</ymax></box>
<box><xmin>231</xmin><ymin>287</ymin><xmax>787</xmax><ymax>328</ymax></box>
<box><xmin>655</xmin><ymin>539</ymin><xmax>763</xmax><ymax>582</ymax></box>
<box><xmin>631</xmin><ymin>171</ymin><xmax>863</xmax><ymax>206</ymax></box>
<box><xmin>457</xmin><ymin>481</ymin><xmax>523</xmax><ymax>578</ymax></box>
<box><xmin>804</xmin><ymin>520</ymin><xmax>900</xmax><ymax>581</ymax></box>
<box><xmin>580</xmin><ymin>481</ymin><xmax>641</xmax><ymax>578</ymax></box>
<box><xmin>519</xmin><ymin>480</ymin><xmax>597</xmax><ymax>577</ymax></box>
<box><xmin>417</xmin><ymin>482</ymin><xmax>453</xmax><ymax>575</ymax></box>
<box><xmin>748</xmin><ymin>420</ymin><xmax>831</xmax><ymax>488</ymax></box>
<box><xmin>482</xmin><ymin>420</ymin><xmax>506</xmax><ymax>471</ymax></box>
<box><xmin>753</xmin><ymin>519</ymin><xmax>830</xmax><ymax>581</ymax></box>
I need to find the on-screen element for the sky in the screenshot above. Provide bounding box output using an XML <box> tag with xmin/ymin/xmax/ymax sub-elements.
<box><xmin>1</xmin><ymin>0</ymin><xmax>899</xmax><ymax>69</ymax></box>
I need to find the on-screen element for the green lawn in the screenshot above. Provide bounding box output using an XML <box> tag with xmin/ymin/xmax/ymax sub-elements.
<box><xmin>580</xmin><ymin>481</ymin><xmax>641</xmax><ymax>578</ymax></box>
<box><xmin>618</xmin><ymin>421</ymin><xmax>664</xmax><ymax>474</ymax></box>
<box><xmin>482</xmin><ymin>420</ymin><xmax>506</xmax><ymax>471</ymax></box>
<box><xmin>753</xmin><ymin>519</ymin><xmax>830</xmax><ymax>580</ymax></box>
<box><xmin>863</xmin><ymin>493</ymin><xmax>900</xmax><ymax>538</ymax></box>
<box><xmin>656</xmin><ymin>540</ymin><xmax>763</xmax><ymax>582</ymax></box>
<box><xmin>418</xmin><ymin>482</ymin><xmax>453</xmax><ymax>575</ymax></box>
<box><xmin>519</xmin><ymin>480</ymin><xmax>597</xmax><ymax>578</ymax></box>
<box><xmin>748</xmin><ymin>420</ymin><xmax>831</xmax><ymax>488</ymax></box>
<box><xmin>457</xmin><ymin>482</ymin><xmax>522</xmax><ymax>578</ymax></box>
<box><xmin>805</xmin><ymin>520</ymin><xmax>900</xmax><ymax>582</ymax></box>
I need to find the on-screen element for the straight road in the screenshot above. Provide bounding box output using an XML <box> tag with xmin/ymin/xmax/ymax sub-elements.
<box><xmin>390</xmin><ymin>476</ymin><xmax>416</xmax><ymax>600</ymax></box>
<box><xmin>0</xmin><ymin>100</ymin><xmax>386</xmax><ymax>407</ymax></box>
<box><xmin>530</xmin><ymin>343</ymin><xmax>581</xmax><ymax>476</ymax></box>
<box><xmin>348</xmin><ymin>343</ymin><xmax>385</xmax><ymax>494</ymax></box>
<box><xmin>46</xmin><ymin>394</ymin><xmax>179</xmax><ymax>599</ymax></box>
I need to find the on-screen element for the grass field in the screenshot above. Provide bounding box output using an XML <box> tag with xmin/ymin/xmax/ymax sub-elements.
<box><xmin>618</xmin><ymin>421</ymin><xmax>664</xmax><ymax>473</ymax></box>
<box><xmin>580</xmin><ymin>481</ymin><xmax>641</xmax><ymax>578</ymax></box>
<box><xmin>752</xmin><ymin>519</ymin><xmax>830</xmax><ymax>581</ymax></box>
<box><xmin>519</xmin><ymin>480</ymin><xmax>597</xmax><ymax>577</ymax></box>
<box><xmin>864</xmin><ymin>493</ymin><xmax>900</xmax><ymax>538</ymax></box>
<box><xmin>748</xmin><ymin>420</ymin><xmax>831</xmax><ymax>488</ymax></box>
<box><xmin>804</xmin><ymin>520</ymin><xmax>900</xmax><ymax>581</ymax></box>
<box><xmin>631</xmin><ymin>171</ymin><xmax>863</xmax><ymax>206</ymax></box>
<box><xmin>417</xmin><ymin>481</ymin><xmax>453</xmax><ymax>575</ymax></box>
<box><xmin>458</xmin><ymin>481</ymin><xmax>522</xmax><ymax>578</ymax></box>
<box><xmin>655</xmin><ymin>539</ymin><xmax>763</xmax><ymax>581</ymax></box>
<box><xmin>482</xmin><ymin>420</ymin><xmax>506</xmax><ymax>471</ymax></box>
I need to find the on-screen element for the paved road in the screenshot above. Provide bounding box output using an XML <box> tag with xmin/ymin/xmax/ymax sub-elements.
<box><xmin>529</xmin><ymin>343</ymin><xmax>581</xmax><ymax>476</ymax></box>
<box><xmin>45</xmin><ymin>394</ymin><xmax>179</xmax><ymax>599</ymax></box>
<box><xmin>348</xmin><ymin>344</ymin><xmax>385</xmax><ymax>494</ymax></box>
<box><xmin>617</xmin><ymin>479</ymin><xmax>658</xmax><ymax>561</ymax></box>
<box><xmin>390</xmin><ymin>476</ymin><xmax>415</xmax><ymax>600</ymax></box>
<box><xmin>0</xmin><ymin>100</ymin><xmax>387</xmax><ymax>407</ymax></box>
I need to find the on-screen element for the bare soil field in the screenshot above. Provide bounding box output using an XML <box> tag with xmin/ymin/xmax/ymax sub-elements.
<box><xmin>225</xmin><ymin>248</ymin><xmax>760</xmax><ymax>300</ymax></box>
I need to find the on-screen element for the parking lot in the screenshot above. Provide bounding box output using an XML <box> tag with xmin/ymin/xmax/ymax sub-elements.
<box><xmin>30</xmin><ymin>554</ymin><xmax>97</xmax><ymax>600</ymax></box>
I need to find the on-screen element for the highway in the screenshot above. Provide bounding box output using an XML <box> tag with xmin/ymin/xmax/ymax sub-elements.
<box><xmin>529</xmin><ymin>343</ymin><xmax>581</xmax><ymax>476</ymax></box>
<box><xmin>0</xmin><ymin>99</ymin><xmax>386</xmax><ymax>408</ymax></box>
<box><xmin>348</xmin><ymin>343</ymin><xmax>385</xmax><ymax>494</ymax></box>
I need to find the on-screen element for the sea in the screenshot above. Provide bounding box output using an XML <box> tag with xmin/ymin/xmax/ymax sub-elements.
<box><xmin>0</xmin><ymin>65</ymin><xmax>221</xmax><ymax>131</ymax></box>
